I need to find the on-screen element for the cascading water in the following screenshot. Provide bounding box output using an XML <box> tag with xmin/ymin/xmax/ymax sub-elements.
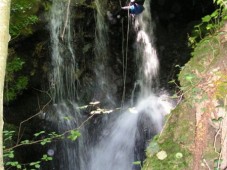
<box><xmin>88</xmin><ymin>0</ymin><xmax>173</xmax><ymax>170</ymax></box>
<box><xmin>134</xmin><ymin>0</ymin><xmax>159</xmax><ymax>99</ymax></box>
<box><xmin>50</xmin><ymin>0</ymin><xmax>76</xmax><ymax>103</ymax></box>
<box><xmin>46</xmin><ymin>0</ymin><xmax>89</xmax><ymax>169</ymax></box>
<box><xmin>46</xmin><ymin>0</ymin><xmax>173</xmax><ymax>169</ymax></box>
<box><xmin>94</xmin><ymin>0</ymin><xmax>117</xmax><ymax>107</ymax></box>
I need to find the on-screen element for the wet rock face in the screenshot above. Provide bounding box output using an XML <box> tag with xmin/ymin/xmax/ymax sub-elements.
<box><xmin>152</xmin><ymin>0</ymin><xmax>215</xmax><ymax>24</ymax></box>
<box><xmin>4</xmin><ymin>0</ymin><xmax>217</xmax><ymax>121</ymax></box>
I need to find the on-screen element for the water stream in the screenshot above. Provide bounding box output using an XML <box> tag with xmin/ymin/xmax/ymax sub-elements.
<box><xmin>49</xmin><ymin>0</ymin><xmax>76</xmax><ymax>103</ymax></box>
<box><xmin>46</xmin><ymin>0</ymin><xmax>173</xmax><ymax>169</ymax></box>
<box><xmin>94</xmin><ymin>0</ymin><xmax>117</xmax><ymax>107</ymax></box>
<box><xmin>47</xmin><ymin>0</ymin><xmax>89</xmax><ymax>169</ymax></box>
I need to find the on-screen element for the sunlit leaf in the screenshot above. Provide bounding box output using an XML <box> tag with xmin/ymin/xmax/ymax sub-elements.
<box><xmin>34</xmin><ymin>131</ymin><xmax>45</xmax><ymax>137</ymax></box>
<box><xmin>202</xmin><ymin>15</ymin><xmax>211</xmax><ymax>22</ymax></box>
<box><xmin>67</xmin><ymin>130</ymin><xmax>81</xmax><ymax>141</ymax></box>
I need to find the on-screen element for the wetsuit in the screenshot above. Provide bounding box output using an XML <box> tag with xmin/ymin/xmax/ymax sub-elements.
<box><xmin>129</xmin><ymin>3</ymin><xmax>144</xmax><ymax>15</ymax></box>
<box><xmin>107</xmin><ymin>0</ymin><xmax>144</xmax><ymax>24</ymax></box>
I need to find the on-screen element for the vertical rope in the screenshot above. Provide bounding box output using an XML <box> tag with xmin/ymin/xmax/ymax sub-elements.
<box><xmin>121</xmin><ymin>4</ymin><xmax>130</xmax><ymax>109</ymax></box>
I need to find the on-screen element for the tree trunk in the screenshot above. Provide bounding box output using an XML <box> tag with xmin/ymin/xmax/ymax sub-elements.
<box><xmin>0</xmin><ymin>0</ymin><xmax>11</xmax><ymax>169</ymax></box>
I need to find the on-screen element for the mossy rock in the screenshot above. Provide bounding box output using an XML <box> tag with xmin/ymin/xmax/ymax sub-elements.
<box><xmin>143</xmin><ymin>102</ymin><xmax>194</xmax><ymax>170</ymax></box>
<box><xmin>143</xmin><ymin>26</ymin><xmax>227</xmax><ymax>170</ymax></box>
<box><xmin>178</xmin><ymin>35</ymin><xmax>221</xmax><ymax>98</ymax></box>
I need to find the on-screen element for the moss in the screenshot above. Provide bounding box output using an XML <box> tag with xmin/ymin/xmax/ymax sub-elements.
<box><xmin>203</xmin><ymin>142</ymin><xmax>219</xmax><ymax>161</ymax></box>
<box><xmin>143</xmin><ymin>102</ymin><xmax>194</xmax><ymax>170</ymax></box>
<box><xmin>179</xmin><ymin>35</ymin><xmax>221</xmax><ymax>90</ymax></box>
<box><xmin>215</xmin><ymin>70</ymin><xmax>227</xmax><ymax>102</ymax></box>
<box><xmin>143</xmin><ymin>137</ymin><xmax>191</xmax><ymax>170</ymax></box>
<box><xmin>143</xmin><ymin>16</ymin><xmax>227</xmax><ymax>170</ymax></box>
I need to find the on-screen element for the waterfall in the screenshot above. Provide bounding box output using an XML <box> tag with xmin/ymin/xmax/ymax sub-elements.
<box><xmin>46</xmin><ymin>0</ymin><xmax>173</xmax><ymax>169</ymax></box>
<box><xmin>50</xmin><ymin>0</ymin><xmax>76</xmax><ymax>103</ymax></box>
<box><xmin>47</xmin><ymin>0</ymin><xmax>90</xmax><ymax>169</ymax></box>
<box><xmin>134</xmin><ymin>0</ymin><xmax>159</xmax><ymax>99</ymax></box>
<box><xmin>94</xmin><ymin>0</ymin><xmax>117</xmax><ymax>107</ymax></box>
<box><xmin>88</xmin><ymin>0</ymin><xmax>173</xmax><ymax>170</ymax></box>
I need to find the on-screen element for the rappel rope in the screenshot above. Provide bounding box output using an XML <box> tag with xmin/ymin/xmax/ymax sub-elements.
<box><xmin>121</xmin><ymin>0</ymin><xmax>130</xmax><ymax>110</ymax></box>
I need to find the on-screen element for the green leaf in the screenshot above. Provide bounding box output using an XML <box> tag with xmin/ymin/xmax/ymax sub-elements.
<box><xmin>202</xmin><ymin>15</ymin><xmax>211</xmax><ymax>22</ymax></box>
<box><xmin>3</xmin><ymin>150</ymin><xmax>15</xmax><ymax>159</ymax></box>
<box><xmin>40</xmin><ymin>138</ymin><xmax>51</xmax><ymax>145</ymax></box>
<box><xmin>29</xmin><ymin>161</ymin><xmax>41</xmax><ymax>166</ymax></box>
<box><xmin>35</xmin><ymin>164</ymin><xmax>40</xmax><ymax>168</ymax></box>
<box><xmin>168</xmin><ymin>79</ymin><xmax>175</xmax><ymax>84</ymax></box>
<box><xmin>206</xmin><ymin>24</ymin><xmax>214</xmax><ymax>30</ymax></box>
<box><xmin>67</xmin><ymin>130</ymin><xmax>81</xmax><ymax>141</ymax></box>
<box><xmin>133</xmin><ymin>161</ymin><xmax>141</xmax><ymax>165</ymax></box>
<box><xmin>6</xmin><ymin>161</ymin><xmax>19</xmax><ymax>166</ymax></box>
<box><xmin>42</xmin><ymin>154</ymin><xmax>53</xmax><ymax>161</ymax></box>
<box><xmin>34</xmin><ymin>131</ymin><xmax>45</xmax><ymax>137</ymax></box>
<box><xmin>211</xmin><ymin>9</ymin><xmax>219</xmax><ymax>18</ymax></box>
<box><xmin>17</xmin><ymin>164</ymin><xmax>22</xmax><ymax>169</ymax></box>
<box><xmin>48</xmin><ymin>132</ymin><xmax>61</xmax><ymax>138</ymax></box>
<box><xmin>185</xmin><ymin>75</ymin><xmax>194</xmax><ymax>82</ymax></box>
<box><xmin>20</xmin><ymin>140</ymin><xmax>30</xmax><ymax>144</ymax></box>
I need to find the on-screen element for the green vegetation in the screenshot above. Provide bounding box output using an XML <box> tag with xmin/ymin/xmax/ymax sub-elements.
<box><xmin>3</xmin><ymin>126</ymin><xmax>81</xmax><ymax>169</ymax></box>
<box><xmin>5</xmin><ymin>0</ymin><xmax>45</xmax><ymax>103</ymax></box>
<box><xmin>189</xmin><ymin>1</ymin><xmax>227</xmax><ymax>48</ymax></box>
<box><xmin>10</xmin><ymin>0</ymin><xmax>40</xmax><ymax>38</ymax></box>
<box><xmin>4</xmin><ymin>55</ymin><xmax>28</xmax><ymax>103</ymax></box>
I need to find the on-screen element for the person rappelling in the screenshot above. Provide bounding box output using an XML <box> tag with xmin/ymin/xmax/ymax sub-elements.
<box><xmin>107</xmin><ymin>0</ymin><xmax>145</xmax><ymax>24</ymax></box>
<box><xmin>122</xmin><ymin>0</ymin><xmax>145</xmax><ymax>16</ymax></box>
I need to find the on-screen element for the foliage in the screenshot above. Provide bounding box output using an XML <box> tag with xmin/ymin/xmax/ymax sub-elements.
<box><xmin>3</xmin><ymin>126</ymin><xmax>80</xmax><ymax>169</ymax></box>
<box><xmin>188</xmin><ymin>1</ymin><xmax>227</xmax><ymax>48</ymax></box>
<box><xmin>10</xmin><ymin>0</ymin><xmax>40</xmax><ymax>38</ymax></box>
<box><xmin>213</xmin><ymin>0</ymin><xmax>227</xmax><ymax>8</ymax></box>
<box><xmin>4</xmin><ymin>56</ymin><xmax>28</xmax><ymax>103</ymax></box>
<box><xmin>67</xmin><ymin>130</ymin><xmax>81</xmax><ymax>141</ymax></box>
